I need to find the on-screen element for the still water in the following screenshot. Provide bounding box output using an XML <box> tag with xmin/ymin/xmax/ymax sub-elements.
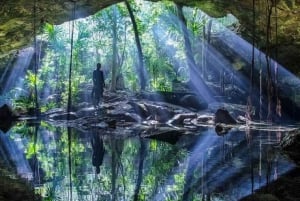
<box><xmin>0</xmin><ymin>121</ymin><xmax>297</xmax><ymax>201</ymax></box>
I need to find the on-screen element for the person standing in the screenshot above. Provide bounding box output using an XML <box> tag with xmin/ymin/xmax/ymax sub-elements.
<box><xmin>92</xmin><ymin>63</ymin><xmax>105</xmax><ymax>107</ymax></box>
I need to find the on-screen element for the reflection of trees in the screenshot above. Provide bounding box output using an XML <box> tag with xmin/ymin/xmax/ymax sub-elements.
<box><xmin>143</xmin><ymin>139</ymin><xmax>186</xmax><ymax>200</ymax></box>
<box><xmin>17</xmin><ymin>123</ymin><xmax>90</xmax><ymax>200</ymax></box>
<box><xmin>94</xmin><ymin>136</ymin><xmax>186</xmax><ymax>201</ymax></box>
<box><xmin>6</xmin><ymin>121</ymin><xmax>289</xmax><ymax>201</ymax></box>
<box><xmin>181</xmin><ymin>131</ymin><xmax>283</xmax><ymax>200</ymax></box>
<box><xmin>133</xmin><ymin>138</ymin><xmax>146</xmax><ymax>201</ymax></box>
<box><xmin>107</xmin><ymin>137</ymin><xmax>124</xmax><ymax>201</ymax></box>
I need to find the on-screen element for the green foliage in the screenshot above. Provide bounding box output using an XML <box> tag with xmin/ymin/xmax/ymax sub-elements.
<box><xmin>25</xmin><ymin>142</ymin><xmax>42</xmax><ymax>159</ymax></box>
<box><xmin>40</xmin><ymin>101</ymin><xmax>57</xmax><ymax>113</ymax></box>
<box><xmin>43</xmin><ymin>23</ymin><xmax>65</xmax><ymax>51</ymax></box>
<box><xmin>10</xmin><ymin>121</ymin><xmax>32</xmax><ymax>138</ymax></box>
<box><xmin>13</xmin><ymin>95</ymin><xmax>33</xmax><ymax>111</ymax></box>
<box><xmin>19</xmin><ymin>0</ymin><xmax>238</xmax><ymax>111</ymax></box>
<box><xmin>25</xmin><ymin>70</ymin><xmax>44</xmax><ymax>91</ymax></box>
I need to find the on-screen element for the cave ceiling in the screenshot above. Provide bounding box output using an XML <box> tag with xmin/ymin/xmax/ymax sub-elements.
<box><xmin>0</xmin><ymin>0</ymin><xmax>300</xmax><ymax>74</ymax></box>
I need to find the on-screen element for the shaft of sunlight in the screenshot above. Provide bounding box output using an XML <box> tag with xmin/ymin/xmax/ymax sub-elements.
<box><xmin>214</xmin><ymin>20</ymin><xmax>300</xmax><ymax>92</ymax></box>
<box><xmin>152</xmin><ymin>19</ymin><xmax>215</xmax><ymax>103</ymax></box>
<box><xmin>2</xmin><ymin>48</ymin><xmax>34</xmax><ymax>97</ymax></box>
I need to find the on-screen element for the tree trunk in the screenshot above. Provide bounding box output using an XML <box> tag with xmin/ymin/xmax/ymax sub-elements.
<box><xmin>176</xmin><ymin>4</ymin><xmax>213</xmax><ymax>102</ymax></box>
<box><xmin>204</xmin><ymin>19</ymin><xmax>212</xmax><ymax>81</ymax></box>
<box><xmin>133</xmin><ymin>139</ymin><xmax>146</xmax><ymax>201</ymax></box>
<box><xmin>111</xmin><ymin>5</ymin><xmax>118</xmax><ymax>92</ymax></box>
<box><xmin>125</xmin><ymin>0</ymin><xmax>146</xmax><ymax>91</ymax></box>
<box><xmin>111</xmin><ymin>138</ymin><xmax>117</xmax><ymax>201</ymax></box>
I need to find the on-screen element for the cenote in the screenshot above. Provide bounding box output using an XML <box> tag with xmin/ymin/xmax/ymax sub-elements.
<box><xmin>1</xmin><ymin>1</ymin><xmax>300</xmax><ymax>201</ymax></box>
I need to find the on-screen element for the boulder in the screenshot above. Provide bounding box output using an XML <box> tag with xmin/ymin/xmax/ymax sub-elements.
<box><xmin>167</xmin><ymin>113</ymin><xmax>197</xmax><ymax>125</ymax></box>
<box><xmin>179</xmin><ymin>94</ymin><xmax>208</xmax><ymax>111</ymax></box>
<box><xmin>214</xmin><ymin>108</ymin><xmax>236</xmax><ymax>124</ymax></box>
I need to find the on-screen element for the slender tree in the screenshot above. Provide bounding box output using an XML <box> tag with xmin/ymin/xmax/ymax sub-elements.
<box><xmin>33</xmin><ymin>0</ymin><xmax>40</xmax><ymax>115</ymax></box>
<box><xmin>111</xmin><ymin>5</ymin><xmax>118</xmax><ymax>92</ymax></box>
<box><xmin>133</xmin><ymin>139</ymin><xmax>146</xmax><ymax>201</ymax></box>
<box><xmin>125</xmin><ymin>0</ymin><xmax>146</xmax><ymax>91</ymax></box>
<box><xmin>246</xmin><ymin>0</ymin><xmax>256</xmax><ymax>121</ymax></box>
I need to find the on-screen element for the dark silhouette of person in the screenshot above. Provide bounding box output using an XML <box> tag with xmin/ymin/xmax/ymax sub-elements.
<box><xmin>92</xmin><ymin>63</ymin><xmax>105</xmax><ymax>107</ymax></box>
<box><xmin>91</xmin><ymin>133</ymin><xmax>105</xmax><ymax>174</ymax></box>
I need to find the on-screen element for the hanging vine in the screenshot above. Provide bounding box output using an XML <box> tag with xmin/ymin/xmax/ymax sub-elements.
<box><xmin>67</xmin><ymin>1</ymin><xmax>76</xmax><ymax>118</ymax></box>
<box><xmin>274</xmin><ymin>0</ymin><xmax>282</xmax><ymax>118</ymax></box>
<box><xmin>33</xmin><ymin>0</ymin><xmax>40</xmax><ymax>116</ymax></box>
<box><xmin>246</xmin><ymin>0</ymin><xmax>256</xmax><ymax>121</ymax></box>
<box><xmin>265</xmin><ymin>0</ymin><xmax>274</xmax><ymax>121</ymax></box>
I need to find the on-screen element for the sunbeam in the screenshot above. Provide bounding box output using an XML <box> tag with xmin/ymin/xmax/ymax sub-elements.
<box><xmin>2</xmin><ymin>48</ymin><xmax>34</xmax><ymax>100</ymax></box>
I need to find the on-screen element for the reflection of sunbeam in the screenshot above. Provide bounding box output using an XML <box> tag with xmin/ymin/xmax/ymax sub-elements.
<box><xmin>185</xmin><ymin>130</ymin><xmax>295</xmax><ymax>200</ymax></box>
<box><xmin>0</xmin><ymin>131</ymin><xmax>33</xmax><ymax>180</ymax></box>
<box><xmin>150</xmin><ymin>128</ymin><xmax>295</xmax><ymax>201</ymax></box>
<box><xmin>150</xmin><ymin>130</ymin><xmax>219</xmax><ymax>201</ymax></box>
<box><xmin>2</xmin><ymin>48</ymin><xmax>34</xmax><ymax>95</ymax></box>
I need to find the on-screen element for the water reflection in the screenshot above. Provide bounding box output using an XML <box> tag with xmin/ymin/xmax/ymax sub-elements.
<box><xmin>91</xmin><ymin>132</ymin><xmax>105</xmax><ymax>175</ymax></box>
<box><xmin>0</xmin><ymin>122</ymin><xmax>296</xmax><ymax>201</ymax></box>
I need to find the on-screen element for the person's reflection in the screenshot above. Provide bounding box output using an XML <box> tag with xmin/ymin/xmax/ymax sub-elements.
<box><xmin>91</xmin><ymin>133</ymin><xmax>105</xmax><ymax>174</ymax></box>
